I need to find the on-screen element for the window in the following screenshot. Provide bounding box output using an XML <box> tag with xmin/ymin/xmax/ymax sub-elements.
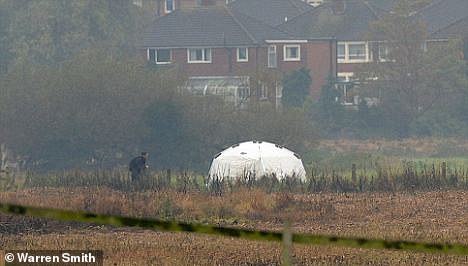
<box><xmin>378</xmin><ymin>44</ymin><xmax>389</xmax><ymax>62</ymax></box>
<box><xmin>238</xmin><ymin>87</ymin><xmax>250</xmax><ymax>99</ymax></box>
<box><xmin>237</xmin><ymin>48</ymin><xmax>248</xmax><ymax>62</ymax></box>
<box><xmin>348</xmin><ymin>43</ymin><xmax>366</xmax><ymax>60</ymax></box>
<box><xmin>307</xmin><ymin>0</ymin><xmax>323</xmax><ymax>7</ymax></box>
<box><xmin>157</xmin><ymin>49</ymin><xmax>171</xmax><ymax>64</ymax></box>
<box><xmin>165</xmin><ymin>0</ymin><xmax>174</xmax><ymax>13</ymax></box>
<box><xmin>268</xmin><ymin>45</ymin><xmax>277</xmax><ymax>68</ymax></box>
<box><xmin>187</xmin><ymin>48</ymin><xmax>212</xmax><ymax>63</ymax></box>
<box><xmin>284</xmin><ymin>45</ymin><xmax>301</xmax><ymax>61</ymax></box>
<box><xmin>337</xmin><ymin>43</ymin><xmax>345</xmax><ymax>61</ymax></box>
<box><xmin>133</xmin><ymin>0</ymin><xmax>143</xmax><ymax>7</ymax></box>
<box><xmin>337</xmin><ymin>73</ymin><xmax>356</xmax><ymax>105</ymax></box>
<box><xmin>148</xmin><ymin>49</ymin><xmax>171</xmax><ymax>64</ymax></box>
<box><xmin>260</xmin><ymin>83</ymin><xmax>268</xmax><ymax>100</ymax></box>
<box><xmin>336</xmin><ymin>83</ymin><xmax>356</xmax><ymax>105</ymax></box>
<box><xmin>421</xmin><ymin>41</ymin><xmax>428</xmax><ymax>52</ymax></box>
<box><xmin>337</xmin><ymin>42</ymin><xmax>369</xmax><ymax>63</ymax></box>
<box><xmin>337</xmin><ymin>72</ymin><xmax>354</xmax><ymax>82</ymax></box>
<box><xmin>148</xmin><ymin>49</ymin><xmax>156</xmax><ymax>62</ymax></box>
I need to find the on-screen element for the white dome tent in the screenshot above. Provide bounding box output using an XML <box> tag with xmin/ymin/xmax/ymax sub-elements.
<box><xmin>208</xmin><ymin>141</ymin><xmax>307</xmax><ymax>182</ymax></box>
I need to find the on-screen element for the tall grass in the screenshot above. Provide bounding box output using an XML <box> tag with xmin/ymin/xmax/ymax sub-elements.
<box><xmin>1</xmin><ymin>160</ymin><xmax>467</xmax><ymax>193</ymax></box>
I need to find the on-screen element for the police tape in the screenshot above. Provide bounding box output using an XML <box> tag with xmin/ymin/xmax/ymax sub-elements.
<box><xmin>1</xmin><ymin>202</ymin><xmax>467</xmax><ymax>256</ymax></box>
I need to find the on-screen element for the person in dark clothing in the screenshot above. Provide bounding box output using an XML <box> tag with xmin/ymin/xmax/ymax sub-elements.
<box><xmin>129</xmin><ymin>152</ymin><xmax>148</xmax><ymax>181</ymax></box>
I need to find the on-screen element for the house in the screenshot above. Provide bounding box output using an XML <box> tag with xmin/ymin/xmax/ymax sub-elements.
<box><xmin>413</xmin><ymin>0</ymin><xmax>468</xmax><ymax>60</ymax></box>
<box><xmin>140</xmin><ymin>6</ymin><xmax>336</xmax><ymax>105</ymax></box>
<box><xmin>139</xmin><ymin>0</ymin><xmax>468</xmax><ymax>107</ymax></box>
<box><xmin>278</xmin><ymin>0</ymin><xmax>468</xmax><ymax>105</ymax></box>
<box><xmin>134</xmin><ymin>0</ymin><xmax>320</xmax><ymax>18</ymax></box>
<box><xmin>278</xmin><ymin>0</ymin><xmax>380</xmax><ymax>105</ymax></box>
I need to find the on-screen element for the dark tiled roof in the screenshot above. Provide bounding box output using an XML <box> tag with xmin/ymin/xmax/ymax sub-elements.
<box><xmin>141</xmin><ymin>7</ymin><xmax>299</xmax><ymax>48</ymax></box>
<box><xmin>228</xmin><ymin>0</ymin><xmax>313</xmax><ymax>27</ymax></box>
<box><xmin>141</xmin><ymin>8</ymin><xmax>255</xmax><ymax>47</ymax></box>
<box><xmin>229</xmin><ymin>9</ymin><xmax>296</xmax><ymax>42</ymax></box>
<box><xmin>430</xmin><ymin>17</ymin><xmax>468</xmax><ymax>38</ymax></box>
<box><xmin>413</xmin><ymin>0</ymin><xmax>468</xmax><ymax>38</ymax></box>
<box><xmin>278</xmin><ymin>0</ymin><xmax>378</xmax><ymax>41</ymax></box>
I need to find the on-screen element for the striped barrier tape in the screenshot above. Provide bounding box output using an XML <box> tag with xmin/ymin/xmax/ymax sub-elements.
<box><xmin>1</xmin><ymin>202</ymin><xmax>467</xmax><ymax>255</ymax></box>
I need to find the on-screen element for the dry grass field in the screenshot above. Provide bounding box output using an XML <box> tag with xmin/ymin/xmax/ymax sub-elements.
<box><xmin>1</xmin><ymin>188</ymin><xmax>467</xmax><ymax>265</ymax></box>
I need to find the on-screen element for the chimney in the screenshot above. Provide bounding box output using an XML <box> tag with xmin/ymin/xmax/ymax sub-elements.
<box><xmin>331</xmin><ymin>0</ymin><xmax>346</xmax><ymax>15</ymax></box>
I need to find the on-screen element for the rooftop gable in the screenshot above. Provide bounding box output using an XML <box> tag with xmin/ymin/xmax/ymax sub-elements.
<box><xmin>278</xmin><ymin>0</ymin><xmax>378</xmax><ymax>41</ymax></box>
<box><xmin>413</xmin><ymin>0</ymin><xmax>468</xmax><ymax>37</ymax></box>
<box><xmin>229</xmin><ymin>9</ymin><xmax>297</xmax><ymax>43</ymax></box>
<box><xmin>141</xmin><ymin>8</ymin><xmax>254</xmax><ymax>48</ymax></box>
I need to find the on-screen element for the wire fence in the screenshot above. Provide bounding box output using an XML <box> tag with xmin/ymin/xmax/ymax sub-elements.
<box><xmin>0</xmin><ymin>202</ymin><xmax>467</xmax><ymax>256</ymax></box>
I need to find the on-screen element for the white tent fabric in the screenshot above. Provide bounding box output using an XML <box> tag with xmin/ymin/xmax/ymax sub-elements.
<box><xmin>208</xmin><ymin>141</ymin><xmax>306</xmax><ymax>181</ymax></box>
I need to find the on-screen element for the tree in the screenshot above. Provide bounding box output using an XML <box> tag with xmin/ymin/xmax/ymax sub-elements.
<box><xmin>464</xmin><ymin>38</ymin><xmax>468</xmax><ymax>62</ymax></box>
<box><xmin>143</xmin><ymin>93</ymin><xmax>315</xmax><ymax>171</ymax></box>
<box><xmin>1</xmin><ymin>0</ymin><xmax>147</xmax><ymax>70</ymax></box>
<box><xmin>307</xmin><ymin>78</ymin><xmax>348</xmax><ymax>137</ymax></box>
<box><xmin>357</xmin><ymin>0</ymin><xmax>467</xmax><ymax>137</ymax></box>
<box><xmin>281</xmin><ymin>68</ymin><xmax>312</xmax><ymax>108</ymax></box>
<box><xmin>0</xmin><ymin>48</ymin><xmax>182</xmax><ymax>169</ymax></box>
<box><xmin>0</xmin><ymin>0</ymin><xmax>12</xmax><ymax>73</ymax></box>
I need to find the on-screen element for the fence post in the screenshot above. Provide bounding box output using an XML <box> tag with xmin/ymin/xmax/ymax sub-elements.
<box><xmin>166</xmin><ymin>169</ymin><xmax>171</xmax><ymax>187</ymax></box>
<box><xmin>351</xmin><ymin>163</ymin><xmax>357</xmax><ymax>184</ymax></box>
<box><xmin>441</xmin><ymin>162</ymin><xmax>447</xmax><ymax>180</ymax></box>
<box><xmin>282</xmin><ymin>222</ymin><xmax>292</xmax><ymax>266</ymax></box>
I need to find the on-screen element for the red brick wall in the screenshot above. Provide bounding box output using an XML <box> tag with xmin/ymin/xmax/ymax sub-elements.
<box><xmin>174</xmin><ymin>48</ymin><xmax>230</xmax><ymax>76</ymax></box>
<box><xmin>231</xmin><ymin>48</ymin><xmax>260</xmax><ymax>75</ymax></box>
<box><xmin>277</xmin><ymin>43</ymin><xmax>308</xmax><ymax>70</ymax></box>
<box><xmin>337</xmin><ymin>63</ymin><xmax>363</xmax><ymax>73</ymax></box>
<box><xmin>303</xmin><ymin>41</ymin><xmax>336</xmax><ymax>97</ymax></box>
<box><xmin>142</xmin><ymin>40</ymin><xmax>337</xmax><ymax>99</ymax></box>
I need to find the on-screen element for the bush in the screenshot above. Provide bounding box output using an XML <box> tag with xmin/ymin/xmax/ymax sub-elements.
<box><xmin>281</xmin><ymin>68</ymin><xmax>312</xmax><ymax>108</ymax></box>
<box><xmin>0</xmin><ymin>48</ymin><xmax>181</xmax><ymax>170</ymax></box>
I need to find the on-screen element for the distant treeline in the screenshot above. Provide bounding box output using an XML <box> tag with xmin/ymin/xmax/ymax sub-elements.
<box><xmin>0</xmin><ymin>49</ymin><xmax>313</xmax><ymax>171</ymax></box>
<box><xmin>1</xmin><ymin>0</ymin><xmax>468</xmax><ymax>171</ymax></box>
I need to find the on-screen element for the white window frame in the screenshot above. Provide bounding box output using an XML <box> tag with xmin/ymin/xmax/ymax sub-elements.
<box><xmin>306</xmin><ymin>0</ymin><xmax>323</xmax><ymax>7</ymax></box>
<box><xmin>156</xmin><ymin>49</ymin><xmax>172</xmax><ymax>64</ymax></box>
<box><xmin>187</xmin><ymin>48</ymin><xmax>212</xmax><ymax>63</ymax></box>
<box><xmin>337</xmin><ymin>72</ymin><xmax>357</xmax><ymax>106</ymax></box>
<box><xmin>337</xmin><ymin>41</ymin><xmax>370</xmax><ymax>63</ymax></box>
<box><xmin>165</xmin><ymin>0</ymin><xmax>175</xmax><ymax>13</ymax></box>
<box><xmin>378</xmin><ymin>43</ymin><xmax>389</xmax><ymax>62</ymax></box>
<box><xmin>337</xmin><ymin>43</ymin><xmax>346</xmax><ymax>61</ymax></box>
<box><xmin>348</xmin><ymin>42</ymin><xmax>368</xmax><ymax>61</ymax></box>
<box><xmin>147</xmin><ymin>48</ymin><xmax>154</xmax><ymax>62</ymax></box>
<box><xmin>268</xmin><ymin>45</ymin><xmax>277</xmax><ymax>68</ymax></box>
<box><xmin>421</xmin><ymin>41</ymin><xmax>428</xmax><ymax>52</ymax></box>
<box><xmin>337</xmin><ymin>72</ymin><xmax>354</xmax><ymax>82</ymax></box>
<box><xmin>283</xmin><ymin>44</ymin><xmax>301</xmax><ymax>61</ymax></box>
<box><xmin>133</xmin><ymin>0</ymin><xmax>143</xmax><ymax>7</ymax></box>
<box><xmin>259</xmin><ymin>83</ymin><xmax>268</xmax><ymax>100</ymax></box>
<box><xmin>236</xmin><ymin>47</ymin><xmax>248</xmax><ymax>62</ymax></box>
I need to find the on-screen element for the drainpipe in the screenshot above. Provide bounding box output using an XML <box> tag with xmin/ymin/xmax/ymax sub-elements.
<box><xmin>330</xmin><ymin>38</ymin><xmax>336</xmax><ymax>78</ymax></box>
